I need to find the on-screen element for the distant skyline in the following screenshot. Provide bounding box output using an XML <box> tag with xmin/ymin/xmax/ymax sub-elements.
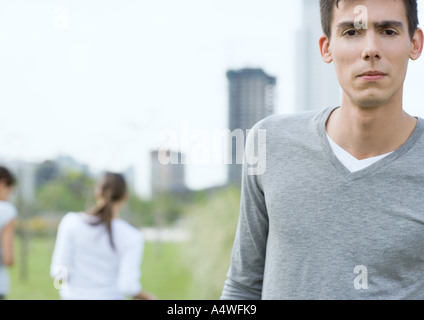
<box><xmin>1</xmin><ymin>1</ymin><xmax>424</xmax><ymax>198</ymax></box>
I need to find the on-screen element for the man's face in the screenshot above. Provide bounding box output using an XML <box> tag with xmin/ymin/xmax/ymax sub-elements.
<box><xmin>321</xmin><ymin>0</ymin><xmax>422</xmax><ymax>108</ymax></box>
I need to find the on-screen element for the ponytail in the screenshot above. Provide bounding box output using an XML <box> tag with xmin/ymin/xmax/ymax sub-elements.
<box><xmin>87</xmin><ymin>172</ymin><xmax>127</xmax><ymax>250</ymax></box>
<box><xmin>89</xmin><ymin>196</ymin><xmax>115</xmax><ymax>250</ymax></box>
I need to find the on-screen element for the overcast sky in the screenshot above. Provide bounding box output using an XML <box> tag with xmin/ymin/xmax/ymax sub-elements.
<box><xmin>0</xmin><ymin>0</ymin><xmax>423</xmax><ymax>197</ymax></box>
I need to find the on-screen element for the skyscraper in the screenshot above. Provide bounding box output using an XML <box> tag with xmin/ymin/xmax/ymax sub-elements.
<box><xmin>150</xmin><ymin>149</ymin><xmax>187</xmax><ymax>198</ymax></box>
<box><xmin>226</xmin><ymin>68</ymin><xmax>276</xmax><ymax>186</ymax></box>
<box><xmin>296</xmin><ymin>0</ymin><xmax>341</xmax><ymax>112</ymax></box>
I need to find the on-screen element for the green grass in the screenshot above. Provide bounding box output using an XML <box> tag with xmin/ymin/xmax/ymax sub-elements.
<box><xmin>7</xmin><ymin>236</ymin><xmax>193</xmax><ymax>300</ymax></box>
<box><xmin>141</xmin><ymin>241</ymin><xmax>193</xmax><ymax>300</ymax></box>
<box><xmin>180</xmin><ymin>187</ymin><xmax>240</xmax><ymax>300</ymax></box>
<box><xmin>8</xmin><ymin>236</ymin><xmax>59</xmax><ymax>300</ymax></box>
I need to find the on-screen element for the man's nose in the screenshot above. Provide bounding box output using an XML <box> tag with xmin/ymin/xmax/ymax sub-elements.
<box><xmin>361</xmin><ymin>31</ymin><xmax>382</xmax><ymax>61</ymax></box>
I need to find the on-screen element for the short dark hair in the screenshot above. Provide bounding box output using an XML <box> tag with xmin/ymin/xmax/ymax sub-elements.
<box><xmin>320</xmin><ymin>0</ymin><xmax>419</xmax><ymax>39</ymax></box>
<box><xmin>0</xmin><ymin>166</ymin><xmax>16</xmax><ymax>187</ymax></box>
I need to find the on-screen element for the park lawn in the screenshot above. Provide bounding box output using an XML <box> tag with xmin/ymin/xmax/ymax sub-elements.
<box><xmin>141</xmin><ymin>241</ymin><xmax>193</xmax><ymax>300</ymax></box>
<box><xmin>7</xmin><ymin>236</ymin><xmax>193</xmax><ymax>300</ymax></box>
<box><xmin>8</xmin><ymin>236</ymin><xmax>59</xmax><ymax>300</ymax></box>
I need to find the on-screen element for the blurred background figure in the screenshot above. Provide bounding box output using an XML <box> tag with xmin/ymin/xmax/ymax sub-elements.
<box><xmin>50</xmin><ymin>172</ymin><xmax>156</xmax><ymax>300</ymax></box>
<box><xmin>0</xmin><ymin>166</ymin><xmax>17</xmax><ymax>300</ymax></box>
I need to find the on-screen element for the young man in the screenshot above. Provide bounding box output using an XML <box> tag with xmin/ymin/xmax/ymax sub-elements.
<box><xmin>0</xmin><ymin>166</ymin><xmax>17</xmax><ymax>300</ymax></box>
<box><xmin>221</xmin><ymin>0</ymin><xmax>424</xmax><ymax>300</ymax></box>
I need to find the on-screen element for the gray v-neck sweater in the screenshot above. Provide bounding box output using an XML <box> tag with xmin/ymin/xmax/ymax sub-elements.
<box><xmin>221</xmin><ymin>106</ymin><xmax>424</xmax><ymax>300</ymax></box>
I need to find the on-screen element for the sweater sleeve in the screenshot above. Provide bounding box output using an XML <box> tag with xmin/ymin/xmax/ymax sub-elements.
<box><xmin>118</xmin><ymin>231</ymin><xmax>144</xmax><ymax>297</ymax></box>
<box><xmin>221</xmin><ymin>125</ymin><xmax>269</xmax><ymax>300</ymax></box>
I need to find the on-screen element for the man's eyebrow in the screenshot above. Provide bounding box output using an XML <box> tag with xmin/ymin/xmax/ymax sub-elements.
<box><xmin>336</xmin><ymin>21</ymin><xmax>356</xmax><ymax>32</ymax></box>
<box><xmin>373</xmin><ymin>20</ymin><xmax>405</xmax><ymax>30</ymax></box>
<box><xmin>336</xmin><ymin>20</ymin><xmax>405</xmax><ymax>31</ymax></box>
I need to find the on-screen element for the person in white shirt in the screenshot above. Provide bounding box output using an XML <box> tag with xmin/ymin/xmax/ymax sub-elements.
<box><xmin>0</xmin><ymin>166</ymin><xmax>17</xmax><ymax>300</ymax></box>
<box><xmin>50</xmin><ymin>172</ymin><xmax>156</xmax><ymax>300</ymax></box>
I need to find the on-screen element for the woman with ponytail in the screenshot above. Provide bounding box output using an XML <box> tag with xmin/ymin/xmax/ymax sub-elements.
<box><xmin>50</xmin><ymin>172</ymin><xmax>156</xmax><ymax>300</ymax></box>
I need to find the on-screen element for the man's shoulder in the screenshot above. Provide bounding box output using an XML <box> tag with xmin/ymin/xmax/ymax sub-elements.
<box><xmin>253</xmin><ymin>107</ymin><xmax>327</xmax><ymax>131</ymax></box>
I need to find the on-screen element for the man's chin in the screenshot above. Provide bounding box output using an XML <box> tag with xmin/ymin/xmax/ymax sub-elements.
<box><xmin>354</xmin><ymin>95</ymin><xmax>391</xmax><ymax>108</ymax></box>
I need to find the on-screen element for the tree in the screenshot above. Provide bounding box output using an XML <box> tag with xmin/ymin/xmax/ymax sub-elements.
<box><xmin>35</xmin><ymin>160</ymin><xmax>60</xmax><ymax>188</ymax></box>
<box><xmin>125</xmin><ymin>192</ymin><xmax>154</xmax><ymax>227</ymax></box>
<box><xmin>35</xmin><ymin>170</ymin><xmax>94</xmax><ymax>214</ymax></box>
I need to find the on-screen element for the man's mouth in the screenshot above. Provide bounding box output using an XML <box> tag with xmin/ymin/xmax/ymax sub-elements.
<box><xmin>357</xmin><ymin>70</ymin><xmax>387</xmax><ymax>81</ymax></box>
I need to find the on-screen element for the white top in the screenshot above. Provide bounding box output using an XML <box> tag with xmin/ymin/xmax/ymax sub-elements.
<box><xmin>50</xmin><ymin>212</ymin><xmax>144</xmax><ymax>300</ymax></box>
<box><xmin>0</xmin><ymin>201</ymin><xmax>17</xmax><ymax>295</ymax></box>
<box><xmin>326</xmin><ymin>132</ymin><xmax>393</xmax><ymax>172</ymax></box>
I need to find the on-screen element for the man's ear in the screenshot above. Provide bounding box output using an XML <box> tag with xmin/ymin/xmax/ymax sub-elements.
<box><xmin>410</xmin><ymin>27</ymin><xmax>424</xmax><ymax>61</ymax></box>
<box><xmin>319</xmin><ymin>34</ymin><xmax>333</xmax><ymax>64</ymax></box>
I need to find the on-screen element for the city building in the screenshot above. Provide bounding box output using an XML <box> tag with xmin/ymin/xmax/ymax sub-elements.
<box><xmin>150</xmin><ymin>149</ymin><xmax>188</xmax><ymax>198</ymax></box>
<box><xmin>55</xmin><ymin>155</ymin><xmax>90</xmax><ymax>176</ymax></box>
<box><xmin>226</xmin><ymin>68</ymin><xmax>276</xmax><ymax>186</ymax></box>
<box><xmin>122</xmin><ymin>165</ymin><xmax>136</xmax><ymax>193</ymax></box>
<box><xmin>296</xmin><ymin>0</ymin><xmax>341</xmax><ymax>112</ymax></box>
<box><xmin>0</xmin><ymin>159</ymin><xmax>37</xmax><ymax>204</ymax></box>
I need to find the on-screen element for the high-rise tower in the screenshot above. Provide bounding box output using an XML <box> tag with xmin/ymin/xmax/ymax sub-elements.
<box><xmin>296</xmin><ymin>0</ymin><xmax>341</xmax><ymax>112</ymax></box>
<box><xmin>227</xmin><ymin>68</ymin><xmax>276</xmax><ymax>186</ymax></box>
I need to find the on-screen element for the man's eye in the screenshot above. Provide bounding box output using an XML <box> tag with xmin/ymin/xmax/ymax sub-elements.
<box><xmin>384</xmin><ymin>29</ymin><xmax>397</xmax><ymax>36</ymax></box>
<box><xmin>344</xmin><ymin>29</ymin><xmax>357</xmax><ymax>36</ymax></box>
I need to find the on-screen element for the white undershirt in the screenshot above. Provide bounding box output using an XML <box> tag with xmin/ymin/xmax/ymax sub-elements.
<box><xmin>326</xmin><ymin>132</ymin><xmax>393</xmax><ymax>173</ymax></box>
